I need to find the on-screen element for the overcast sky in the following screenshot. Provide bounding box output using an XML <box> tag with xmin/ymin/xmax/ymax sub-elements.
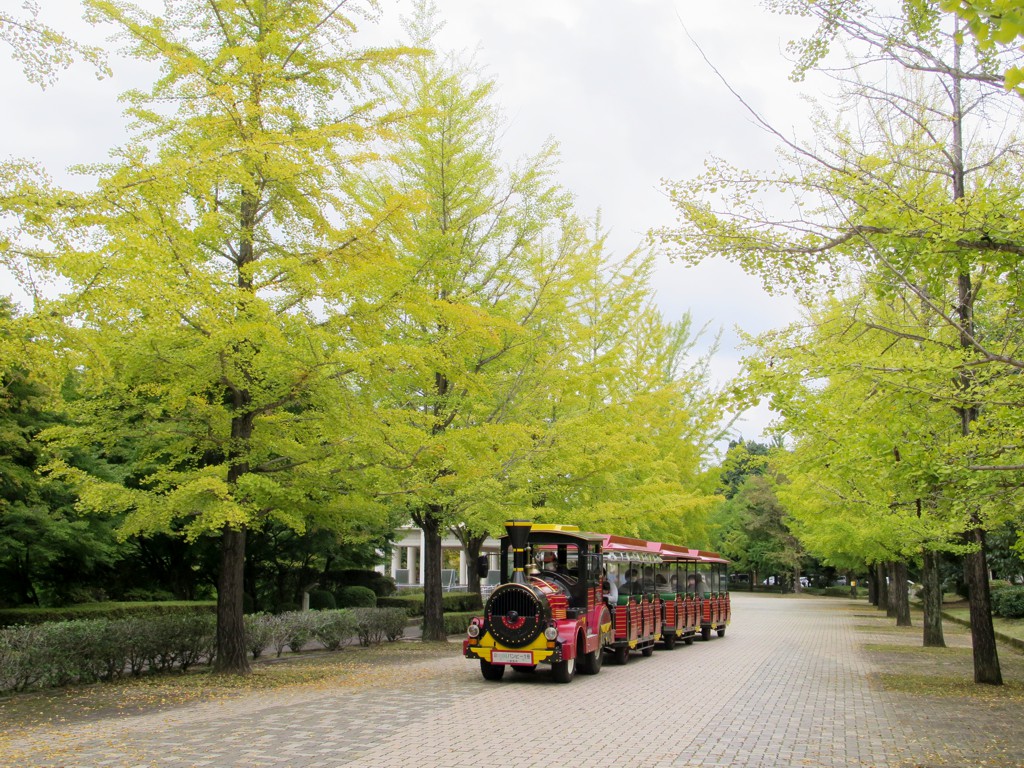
<box><xmin>3</xmin><ymin>0</ymin><xmax>824</xmax><ymax>444</ymax></box>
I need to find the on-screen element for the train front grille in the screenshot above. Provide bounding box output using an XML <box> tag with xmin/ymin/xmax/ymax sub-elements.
<box><xmin>486</xmin><ymin>584</ymin><xmax>548</xmax><ymax>648</ymax></box>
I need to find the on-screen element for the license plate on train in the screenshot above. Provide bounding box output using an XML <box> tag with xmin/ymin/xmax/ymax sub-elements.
<box><xmin>492</xmin><ymin>651</ymin><xmax>533</xmax><ymax>664</ymax></box>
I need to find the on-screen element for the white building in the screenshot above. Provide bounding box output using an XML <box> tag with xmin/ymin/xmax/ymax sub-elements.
<box><xmin>381</xmin><ymin>525</ymin><xmax>502</xmax><ymax>591</ymax></box>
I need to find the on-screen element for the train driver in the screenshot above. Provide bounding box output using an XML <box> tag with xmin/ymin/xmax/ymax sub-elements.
<box><xmin>536</xmin><ymin>550</ymin><xmax>557</xmax><ymax>572</ymax></box>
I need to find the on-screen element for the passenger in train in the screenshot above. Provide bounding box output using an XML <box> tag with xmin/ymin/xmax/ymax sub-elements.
<box><xmin>621</xmin><ymin>568</ymin><xmax>641</xmax><ymax>595</ymax></box>
<box><xmin>601</xmin><ymin>567</ymin><xmax>618</xmax><ymax>603</ymax></box>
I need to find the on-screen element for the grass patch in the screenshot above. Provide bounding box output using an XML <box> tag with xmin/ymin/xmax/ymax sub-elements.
<box><xmin>854</xmin><ymin>623</ymin><xmax>913</xmax><ymax>633</ymax></box>
<box><xmin>863</xmin><ymin>643</ymin><xmax>971</xmax><ymax>655</ymax></box>
<box><xmin>942</xmin><ymin>608</ymin><xmax>1024</xmax><ymax>644</ymax></box>
<box><xmin>877</xmin><ymin>672</ymin><xmax>1024</xmax><ymax>700</ymax></box>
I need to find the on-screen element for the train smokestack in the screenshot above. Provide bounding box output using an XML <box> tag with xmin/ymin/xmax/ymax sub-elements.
<box><xmin>504</xmin><ymin>519</ymin><xmax>532</xmax><ymax>584</ymax></box>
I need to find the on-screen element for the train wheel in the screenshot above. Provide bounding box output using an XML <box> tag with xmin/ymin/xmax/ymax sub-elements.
<box><xmin>662</xmin><ymin>633</ymin><xmax>677</xmax><ymax>650</ymax></box>
<box><xmin>614</xmin><ymin>645</ymin><xmax>629</xmax><ymax>665</ymax></box>
<box><xmin>552</xmin><ymin>655</ymin><xmax>576</xmax><ymax>683</ymax></box>
<box><xmin>480</xmin><ymin>660</ymin><xmax>505</xmax><ymax>681</ymax></box>
<box><xmin>641</xmin><ymin>643</ymin><xmax>654</xmax><ymax>657</ymax></box>
<box><xmin>581</xmin><ymin>647</ymin><xmax>603</xmax><ymax>675</ymax></box>
<box><xmin>700</xmin><ymin>625</ymin><xmax>711</xmax><ymax>641</ymax></box>
<box><xmin>717</xmin><ymin>627</ymin><xmax>726</xmax><ymax>638</ymax></box>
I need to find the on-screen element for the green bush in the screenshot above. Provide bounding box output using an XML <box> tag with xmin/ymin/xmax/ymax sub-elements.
<box><xmin>244</xmin><ymin>613</ymin><xmax>274</xmax><ymax>659</ymax></box>
<box><xmin>990</xmin><ymin>579</ymin><xmax>1013</xmax><ymax>593</ymax></box>
<box><xmin>438</xmin><ymin>611</ymin><xmax>477</xmax><ymax>636</ymax></box>
<box><xmin>312</xmin><ymin>610</ymin><xmax>358</xmax><ymax>651</ymax></box>
<box><xmin>443</xmin><ymin>592</ymin><xmax>482</xmax><ymax>612</ymax></box>
<box><xmin>992</xmin><ymin>586</ymin><xmax>1024</xmax><ymax>619</ymax></box>
<box><xmin>350</xmin><ymin>607</ymin><xmax>407</xmax><ymax>646</ymax></box>
<box><xmin>377</xmin><ymin>594</ymin><xmax>423</xmax><ymax>616</ymax></box>
<box><xmin>144</xmin><ymin>614</ymin><xmax>217</xmax><ymax>673</ymax></box>
<box><xmin>307</xmin><ymin>589</ymin><xmax>336</xmax><ymax>611</ymax></box>
<box><xmin>376</xmin><ymin>592</ymin><xmax>481</xmax><ymax>616</ymax></box>
<box><xmin>0</xmin><ymin>601</ymin><xmax>216</xmax><ymax>627</ymax></box>
<box><xmin>336</xmin><ymin>586</ymin><xmax>377</xmax><ymax>608</ymax></box>
<box><xmin>269</xmin><ymin>611</ymin><xmax>321</xmax><ymax>654</ymax></box>
<box><xmin>121</xmin><ymin>588</ymin><xmax>177</xmax><ymax>603</ymax></box>
<box><xmin>334</xmin><ymin>569</ymin><xmax>397</xmax><ymax>597</ymax></box>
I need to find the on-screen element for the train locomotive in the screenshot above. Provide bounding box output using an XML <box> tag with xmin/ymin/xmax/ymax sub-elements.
<box><xmin>462</xmin><ymin>520</ymin><xmax>730</xmax><ymax>683</ymax></box>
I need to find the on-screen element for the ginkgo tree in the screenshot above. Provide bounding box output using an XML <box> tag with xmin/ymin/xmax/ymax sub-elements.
<box><xmin>10</xmin><ymin>0</ymin><xmax>410</xmax><ymax>674</ymax></box>
<box><xmin>658</xmin><ymin>2</ymin><xmax>1024</xmax><ymax>683</ymax></box>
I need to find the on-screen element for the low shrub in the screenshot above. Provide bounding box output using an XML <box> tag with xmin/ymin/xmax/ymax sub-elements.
<box><xmin>336</xmin><ymin>586</ymin><xmax>376</xmax><ymax>609</ymax></box>
<box><xmin>0</xmin><ymin>612</ymin><xmax>217</xmax><ymax>693</ymax></box>
<box><xmin>0</xmin><ymin>601</ymin><xmax>216</xmax><ymax>627</ymax></box>
<box><xmin>377</xmin><ymin>594</ymin><xmax>423</xmax><ymax>616</ymax></box>
<box><xmin>312</xmin><ymin>610</ymin><xmax>358</xmax><ymax>651</ymax></box>
<box><xmin>244</xmin><ymin>613</ymin><xmax>274</xmax><ymax>659</ymax></box>
<box><xmin>121</xmin><ymin>588</ymin><xmax>177</xmax><ymax>603</ymax></box>
<box><xmin>439</xmin><ymin>611</ymin><xmax>477</xmax><ymax>636</ymax></box>
<box><xmin>333</xmin><ymin>569</ymin><xmax>397</xmax><ymax>597</ymax></box>
<box><xmin>350</xmin><ymin>607</ymin><xmax>407</xmax><ymax>646</ymax></box>
<box><xmin>375</xmin><ymin>592</ymin><xmax>482</xmax><ymax>616</ymax></box>
<box><xmin>268</xmin><ymin>611</ymin><xmax>321</xmax><ymax>654</ymax></box>
<box><xmin>992</xmin><ymin>586</ymin><xmax>1024</xmax><ymax>619</ymax></box>
<box><xmin>443</xmin><ymin>592</ymin><xmax>482</xmax><ymax>612</ymax></box>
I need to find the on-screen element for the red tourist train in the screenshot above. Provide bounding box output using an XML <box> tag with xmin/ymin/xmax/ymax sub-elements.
<box><xmin>463</xmin><ymin>520</ymin><xmax>731</xmax><ymax>682</ymax></box>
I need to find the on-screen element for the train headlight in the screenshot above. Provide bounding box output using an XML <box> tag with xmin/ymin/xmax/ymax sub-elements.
<box><xmin>544</xmin><ymin>625</ymin><xmax>558</xmax><ymax>641</ymax></box>
<box><xmin>467</xmin><ymin>620</ymin><xmax>481</xmax><ymax>638</ymax></box>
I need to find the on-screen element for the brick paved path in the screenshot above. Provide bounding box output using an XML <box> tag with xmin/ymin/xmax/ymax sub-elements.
<box><xmin>0</xmin><ymin>594</ymin><xmax>1013</xmax><ymax>767</ymax></box>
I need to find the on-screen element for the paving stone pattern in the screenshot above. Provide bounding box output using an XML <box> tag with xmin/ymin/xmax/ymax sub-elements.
<box><xmin>0</xmin><ymin>594</ymin><xmax>1016</xmax><ymax>767</ymax></box>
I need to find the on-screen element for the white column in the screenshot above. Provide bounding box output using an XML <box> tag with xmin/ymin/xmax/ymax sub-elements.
<box><xmin>391</xmin><ymin>547</ymin><xmax>401</xmax><ymax>576</ymax></box>
<box><xmin>408</xmin><ymin>545</ymin><xmax>417</xmax><ymax>585</ymax></box>
<box><xmin>418</xmin><ymin>528</ymin><xmax>426</xmax><ymax>586</ymax></box>
<box><xmin>458</xmin><ymin>549</ymin><xmax>468</xmax><ymax>586</ymax></box>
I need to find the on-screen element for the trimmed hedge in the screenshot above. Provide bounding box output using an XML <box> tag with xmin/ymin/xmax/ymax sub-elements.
<box><xmin>336</xmin><ymin>586</ymin><xmax>377</xmax><ymax>608</ymax></box>
<box><xmin>377</xmin><ymin>592</ymin><xmax>482</xmax><ymax>617</ymax></box>
<box><xmin>0</xmin><ymin>601</ymin><xmax>217</xmax><ymax>627</ymax></box>
<box><xmin>992</xmin><ymin>586</ymin><xmax>1024</xmax><ymax>619</ymax></box>
<box><xmin>333</xmin><ymin>569</ymin><xmax>397</xmax><ymax>597</ymax></box>
<box><xmin>350</xmin><ymin>607</ymin><xmax>407</xmax><ymax>646</ymax></box>
<box><xmin>0</xmin><ymin>607</ymin><xmax>416</xmax><ymax>694</ymax></box>
<box><xmin>0</xmin><ymin>613</ymin><xmax>216</xmax><ymax>692</ymax></box>
<box><xmin>437</xmin><ymin>611</ymin><xmax>477</xmax><ymax>636</ymax></box>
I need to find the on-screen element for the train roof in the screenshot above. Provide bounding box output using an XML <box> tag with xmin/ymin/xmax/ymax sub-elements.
<box><xmin>687</xmin><ymin>548</ymin><xmax>730</xmax><ymax>565</ymax></box>
<box><xmin>602</xmin><ymin>534</ymin><xmax>663</xmax><ymax>564</ymax></box>
<box><xmin>502</xmin><ymin>523</ymin><xmax>607</xmax><ymax>546</ymax></box>
<box><xmin>656</xmin><ymin>542</ymin><xmax>701</xmax><ymax>562</ymax></box>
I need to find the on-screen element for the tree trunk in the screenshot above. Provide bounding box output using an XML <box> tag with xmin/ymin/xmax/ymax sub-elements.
<box><xmin>416</xmin><ymin>507</ymin><xmax>447</xmax><ymax>642</ymax></box>
<box><xmin>793</xmin><ymin>565</ymin><xmax>802</xmax><ymax>593</ymax></box>
<box><xmin>965</xmin><ymin>529</ymin><xmax>1002</xmax><ymax>684</ymax></box>
<box><xmin>876</xmin><ymin>562</ymin><xmax>889</xmax><ymax>613</ymax></box>
<box><xmin>921</xmin><ymin>549</ymin><xmax>945</xmax><ymax>647</ymax></box>
<box><xmin>464</xmin><ymin>533</ymin><xmax>486</xmax><ymax>596</ymax></box>
<box><xmin>885</xmin><ymin>562</ymin><xmax>897</xmax><ymax>618</ymax></box>
<box><xmin>868</xmin><ymin>565</ymin><xmax>879</xmax><ymax>606</ymax></box>
<box><xmin>947</xmin><ymin>29</ymin><xmax>1001</xmax><ymax>686</ymax></box>
<box><xmin>213</xmin><ymin>525</ymin><xmax>251</xmax><ymax>674</ymax></box>
<box><xmin>893</xmin><ymin>561</ymin><xmax>911</xmax><ymax>627</ymax></box>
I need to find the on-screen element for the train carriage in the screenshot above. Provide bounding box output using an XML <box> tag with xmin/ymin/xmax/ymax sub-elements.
<box><xmin>691</xmin><ymin>551</ymin><xmax>731</xmax><ymax>640</ymax></box>
<box><xmin>463</xmin><ymin>519</ymin><xmax>731</xmax><ymax>683</ymax></box>
<box><xmin>656</xmin><ymin>542</ymin><xmax>701</xmax><ymax>647</ymax></box>
<box><xmin>601</xmin><ymin>535</ymin><xmax>663</xmax><ymax>663</ymax></box>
